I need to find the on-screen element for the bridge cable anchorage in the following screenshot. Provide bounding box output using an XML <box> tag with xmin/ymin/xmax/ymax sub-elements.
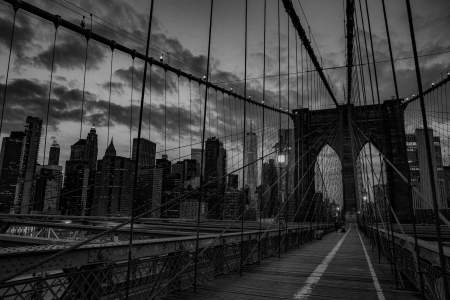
<box><xmin>281</xmin><ymin>0</ymin><xmax>339</xmax><ymax>107</ymax></box>
<box><xmin>125</xmin><ymin>0</ymin><xmax>154</xmax><ymax>298</ymax></box>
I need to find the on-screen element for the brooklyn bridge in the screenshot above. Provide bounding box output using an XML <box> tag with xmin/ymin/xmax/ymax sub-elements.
<box><xmin>0</xmin><ymin>0</ymin><xmax>449</xmax><ymax>299</ymax></box>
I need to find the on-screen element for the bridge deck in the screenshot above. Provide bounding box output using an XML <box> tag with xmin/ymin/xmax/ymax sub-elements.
<box><xmin>166</xmin><ymin>225</ymin><xmax>420</xmax><ymax>300</ymax></box>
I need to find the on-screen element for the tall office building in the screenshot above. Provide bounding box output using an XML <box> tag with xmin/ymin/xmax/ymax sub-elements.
<box><xmin>261</xmin><ymin>159</ymin><xmax>278</xmax><ymax>218</ymax></box>
<box><xmin>86</xmin><ymin>127</ymin><xmax>98</xmax><ymax>171</ymax></box>
<box><xmin>228</xmin><ymin>174</ymin><xmax>239</xmax><ymax>189</ymax></box>
<box><xmin>48</xmin><ymin>139</ymin><xmax>60</xmax><ymax>166</ymax></box>
<box><xmin>204</xmin><ymin>137</ymin><xmax>226</xmax><ymax>219</ymax></box>
<box><xmin>244</xmin><ymin>130</ymin><xmax>258</xmax><ymax>212</ymax></box>
<box><xmin>61</xmin><ymin>127</ymin><xmax>98</xmax><ymax>216</ymax></box>
<box><xmin>93</xmin><ymin>140</ymin><xmax>134</xmax><ymax>216</ymax></box>
<box><xmin>0</xmin><ymin>131</ymin><xmax>25</xmax><ymax>212</ymax></box>
<box><xmin>132</xmin><ymin>138</ymin><xmax>157</xmax><ymax>216</ymax></box>
<box><xmin>134</xmin><ymin>167</ymin><xmax>163</xmax><ymax>217</ymax></box>
<box><xmin>278</xmin><ymin>129</ymin><xmax>295</xmax><ymax>198</ymax></box>
<box><xmin>444</xmin><ymin>166</ymin><xmax>450</xmax><ymax>208</ymax></box>
<box><xmin>13</xmin><ymin>116</ymin><xmax>42</xmax><ymax>214</ymax></box>
<box><xmin>156</xmin><ymin>154</ymin><xmax>171</xmax><ymax>191</ymax></box>
<box><xmin>33</xmin><ymin>164</ymin><xmax>62</xmax><ymax>213</ymax></box>
<box><xmin>191</xmin><ymin>148</ymin><xmax>203</xmax><ymax>176</ymax></box>
<box><xmin>406</xmin><ymin>129</ymin><xmax>447</xmax><ymax>210</ymax></box>
<box><xmin>132</xmin><ymin>138</ymin><xmax>156</xmax><ymax>169</ymax></box>
<box><xmin>62</xmin><ymin>139</ymin><xmax>90</xmax><ymax>215</ymax></box>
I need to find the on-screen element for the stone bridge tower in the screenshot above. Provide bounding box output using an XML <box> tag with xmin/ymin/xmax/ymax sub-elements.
<box><xmin>290</xmin><ymin>99</ymin><xmax>411</xmax><ymax>222</ymax></box>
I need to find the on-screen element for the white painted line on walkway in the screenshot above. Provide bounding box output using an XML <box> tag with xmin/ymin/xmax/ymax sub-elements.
<box><xmin>357</xmin><ymin>229</ymin><xmax>386</xmax><ymax>300</ymax></box>
<box><xmin>293</xmin><ymin>227</ymin><xmax>350</xmax><ymax>299</ymax></box>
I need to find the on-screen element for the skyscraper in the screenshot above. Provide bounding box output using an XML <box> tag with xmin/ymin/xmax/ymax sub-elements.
<box><xmin>93</xmin><ymin>140</ymin><xmax>134</xmax><ymax>216</ymax></box>
<box><xmin>61</xmin><ymin>139</ymin><xmax>90</xmax><ymax>215</ymax></box>
<box><xmin>33</xmin><ymin>164</ymin><xmax>62</xmax><ymax>213</ymax></box>
<box><xmin>407</xmin><ymin>128</ymin><xmax>447</xmax><ymax>210</ymax></box>
<box><xmin>61</xmin><ymin>127</ymin><xmax>98</xmax><ymax>216</ymax></box>
<box><xmin>133</xmin><ymin>138</ymin><xmax>157</xmax><ymax>216</ymax></box>
<box><xmin>244</xmin><ymin>129</ymin><xmax>258</xmax><ymax>212</ymax></box>
<box><xmin>132</xmin><ymin>138</ymin><xmax>156</xmax><ymax>169</ymax></box>
<box><xmin>48</xmin><ymin>138</ymin><xmax>60</xmax><ymax>166</ymax></box>
<box><xmin>0</xmin><ymin>131</ymin><xmax>25</xmax><ymax>213</ymax></box>
<box><xmin>261</xmin><ymin>159</ymin><xmax>278</xmax><ymax>218</ymax></box>
<box><xmin>13</xmin><ymin>116</ymin><xmax>42</xmax><ymax>214</ymax></box>
<box><xmin>204</xmin><ymin>137</ymin><xmax>226</xmax><ymax>219</ymax></box>
<box><xmin>156</xmin><ymin>154</ymin><xmax>171</xmax><ymax>191</ymax></box>
<box><xmin>191</xmin><ymin>148</ymin><xmax>203</xmax><ymax>176</ymax></box>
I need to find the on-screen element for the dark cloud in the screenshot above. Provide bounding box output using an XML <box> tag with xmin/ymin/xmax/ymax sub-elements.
<box><xmin>0</xmin><ymin>78</ymin><xmax>201</xmax><ymax>140</ymax></box>
<box><xmin>100</xmin><ymin>81</ymin><xmax>125</xmax><ymax>95</ymax></box>
<box><xmin>0</xmin><ymin>12</ymin><xmax>35</xmax><ymax>59</ymax></box>
<box><xmin>32</xmin><ymin>33</ymin><xmax>106</xmax><ymax>71</ymax></box>
<box><xmin>115</xmin><ymin>65</ymin><xmax>177</xmax><ymax>95</ymax></box>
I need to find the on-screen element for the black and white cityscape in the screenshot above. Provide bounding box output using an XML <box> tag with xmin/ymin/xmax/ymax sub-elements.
<box><xmin>0</xmin><ymin>0</ymin><xmax>449</xmax><ymax>299</ymax></box>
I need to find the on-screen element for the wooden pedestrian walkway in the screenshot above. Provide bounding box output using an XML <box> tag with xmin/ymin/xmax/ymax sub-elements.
<box><xmin>165</xmin><ymin>224</ymin><xmax>420</xmax><ymax>299</ymax></box>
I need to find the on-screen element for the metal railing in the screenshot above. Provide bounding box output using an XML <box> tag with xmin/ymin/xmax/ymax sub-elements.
<box><xmin>1</xmin><ymin>223</ymin><xmax>333</xmax><ymax>299</ymax></box>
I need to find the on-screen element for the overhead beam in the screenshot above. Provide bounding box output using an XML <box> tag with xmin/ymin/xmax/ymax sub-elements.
<box><xmin>2</xmin><ymin>0</ymin><xmax>290</xmax><ymax>116</ymax></box>
<box><xmin>281</xmin><ymin>0</ymin><xmax>339</xmax><ymax>107</ymax></box>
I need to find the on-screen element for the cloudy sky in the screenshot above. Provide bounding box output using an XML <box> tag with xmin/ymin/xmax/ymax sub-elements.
<box><xmin>0</xmin><ymin>0</ymin><xmax>449</xmax><ymax>205</ymax></box>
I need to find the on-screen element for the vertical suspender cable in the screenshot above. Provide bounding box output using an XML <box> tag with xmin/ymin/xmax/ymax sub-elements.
<box><xmin>164</xmin><ymin>69</ymin><xmax>167</xmax><ymax>154</ymax></box>
<box><xmin>194</xmin><ymin>0</ymin><xmax>214</xmax><ymax>292</ymax></box>
<box><xmin>189</xmin><ymin>79</ymin><xmax>192</xmax><ymax>146</ymax></box>
<box><xmin>277</xmin><ymin>0</ymin><xmax>282</xmax><ymax>259</ymax></box>
<box><xmin>405</xmin><ymin>1</ymin><xmax>450</xmax><ymax>298</ymax></box>
<box><xmin>79</xmin><ymin>26</ymin><xmax>89</xmax><ymax>139</ymax></box>
<box><xmin>129</xmin><ymin>57</ymin><xmax>135</xmax><ymax>157</ymax></box>
<box><xmin>43</xmin><ymin>21</ymin><xmax>59</xmax><ymax>165</ymax></box>
<box><xmin>125</xmin><ymin>1</ymin><xmax>154</xmax><ymax>298</ymax></box>
<box><xmin>380</xmin><ymin>0</ymin><xmax>399</xmax><ymax>100</ymax></box>
<box><xmin>364</xmin><ymin>0</ymin><xmax>380</xmax><ymax>104</ymax></box>
<box><xmin>240</xmin><ymin>0</ymin><xmax>248</xmax><ymax>277</ymax></box>
<box><xmin>0</xmin><ymin>7</ymin><xmax>17</xmax><ymax>136</ymax></box>
<box><xmin>178</xmin><ymin>75</ymin><xmax>181</xmax><ymax>160</ymax></box>
<box><xmin>148</xmin><ymin>64</ymin><xmax>152</xmax><ymax>141</ymax></box>
<box><xmin>285</xmin><ymin>15</ymin><xmax>290</xmax><ymax>251</ymax></box>
<box><xmin>258</xmin><ymin>0</ymin><xmax>267</xmax><ymax>264</ymax></box>
<box><xmin>106</xmin><ymin>46</ymin><xmax>115</xmax><ymax>144</ymax></box>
